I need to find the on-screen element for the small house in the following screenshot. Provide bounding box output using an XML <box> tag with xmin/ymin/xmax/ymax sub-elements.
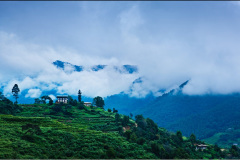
<box><xmin>195</xmin><ymin>144</ymin><xmax>208</xmax><ymax>151</ymax></box>
<box><xmin>56</xmin><ymin>95</ymin><xmax>68</xmax><ymax>104</ymax></box>
<box><xmin>122</xmin><ymin>126</ymin><xmax>131</xmax><ymax>132</ymax></box>
<box><xmin>220</xmin><ymin>149</ymin><xmax>226</xmax><ymax>152</ymax></box>
<box><xmin>84</xmin><ymin>102</ymin><xmax>92</xmax><ymax>106</ymax></box>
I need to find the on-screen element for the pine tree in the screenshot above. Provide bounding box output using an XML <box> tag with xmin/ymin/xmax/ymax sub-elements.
<box><xmin>78</xmin><ymin>90</ymin><xmax>82</xmax><ymax>102</ymax></box>
<box><xmin>12</xmin><ymin>84</ymin><xmax>20</xmax><ymax>104</ymax></box>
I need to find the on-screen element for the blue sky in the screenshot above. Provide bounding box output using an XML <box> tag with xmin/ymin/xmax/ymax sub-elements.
<box><xmin>1</xmin><ymin>1</ymin><xmax>240</xmax><ymax>98</ymax></box>
<box><xmin>1</xmin><ymin>1</ymin><xmax>238</xmax><ymax>51</ymax></box>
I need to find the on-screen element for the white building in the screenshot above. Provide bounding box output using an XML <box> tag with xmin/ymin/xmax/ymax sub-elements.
<box><xmin>195</xmin><ymin>144</ymin><xmax>208</xmax><ymax>151</ymax></box>
<box><xmin>84</xmin><ymin>102</ymin><xmax>92</xmax><ymax>106</ymax></box>
<box><xmin>56</xmin><ymin>95</ymin><xmax>68</xmax><ymax>104</ymax></box>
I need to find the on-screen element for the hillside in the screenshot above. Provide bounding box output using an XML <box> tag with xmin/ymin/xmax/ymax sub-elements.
<box><xmin>203</xmin><ymin>128</ymin><xmax>240</xmax><ymax>149</ymax></box>
<box><xmin>105</xmin><ymin>93</ymin><xmax>154</xmax><ymax>115</ymax></box>
<box><xmin>0</xmin><ymin>96</ymin><xmax>231</xmax><ymax>159</ymax></box>
<box><xmin>137</xmin><ymin>94</ymin><xmax>240</xmax><ymax>138</ymax></box>
<box><xmin>105</xmin><ymin>83</ymin><xmax>240</xmax><ymax>148</ymax></box>
<box><xmin>0</xmin><ymin>105</ymin><xmax>155</xmax><ymax>159</ymax></box>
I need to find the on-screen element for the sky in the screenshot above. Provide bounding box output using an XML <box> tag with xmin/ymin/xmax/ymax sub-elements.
<box><xmin>1</xmin><ymin>1</ymin><xmax>240</xmax><ymax>99</ymax></box>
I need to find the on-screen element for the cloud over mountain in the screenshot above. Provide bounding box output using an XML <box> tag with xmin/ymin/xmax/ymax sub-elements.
<box><xmin>1</xmin><ymin>2</ymin><xmax>240</xmax><ymax>99</ymax></box>
<box><xmin>0</xmin><ymin>32</ymin><xmax>140</xmax><ymax>98</ymax></box>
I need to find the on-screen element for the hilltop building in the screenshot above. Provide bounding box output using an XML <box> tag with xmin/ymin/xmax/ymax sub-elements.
<box><xmin>56</xmin><ymin>95</ymin><xmax>68</xmax><ymax>104</ymax></box>
<box><xmin>195</xmin><ymin>144</ymin><xmax>208</xmax><ymax>151</ymax></box>
<box><xmin>84</xmin><ymin>102</ymin><xmax>92</xmax><ymax>106</ymax></box>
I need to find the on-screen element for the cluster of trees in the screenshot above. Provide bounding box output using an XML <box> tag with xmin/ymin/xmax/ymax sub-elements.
<box><xmin>32</xmin><ymin>89</ymin><xmax>106</xmax><ymax>110</ymax></box>
<box><xmin>127</xmin><ymin>115</ymin><xmax>159</xmax><ymax>141</ymax></box>
<box><xmin>34</xmin><ymin>96</ymin><xmax>53</xmax><ymax>105</ymax></box>
<box><xmin>92</xmin><ymin>96</ymin><xmax>104</xmax><ymax>108</ymax></box>
<box><xmin>229</xmin><ymin>145</ymin><xmax>240</xmax><ymax>158</ymax></box>
<box><xmin>67</xmin><ymin>96</ymin><xmax>78</xmax><ymax>106</ymax></box>
<box><xmin>0</xmin><ymin>96</ymin><xmax>22</xmax><ymax>115</ymax></box>
<box><xmin>6</xmin><ymin>84</ymin><xmax>107</xmax><ymax>112</ymax></box>
<box><xmin>0</xmin><ymin>89</ymin><xmax>22</xmax><ymax>115</ymax></box>
<box><xmin>29</xmin><ymin>90</ymin><xmax>108</xmax><ymax>116</ymax></box>
<box><xmin>108</xmin><ymin>108</ymin><xmax>118</xmax><ymax>113</ymax></box>
<box><xmin>113</xmin><ymin>113</ymin><xmax>226</xmax><ymax>159</ymax></box>
<box><xmin>50</xmin><ymin>103</ymin><xmax>73</xmax><ymax>116</ymax></box>
<box><xmin>115</xmin><ymin>114</ymin><xmax>130</xmax><ymax>128</ymax></box>
<box><xmin>1</xmin><ymin>84</ymin><xmax>23</xmax><ymax>105</ymax></box>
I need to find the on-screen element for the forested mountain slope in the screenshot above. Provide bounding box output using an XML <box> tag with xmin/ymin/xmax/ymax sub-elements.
<box><xmin>0</xmin><ymin>96</ymin><xmax>231</xmax><ymax>159</ymax></box>
<box><xmin>105</xmin><ymin>83</ymin><xmax>240</xmax><ymax>148</ymax></box>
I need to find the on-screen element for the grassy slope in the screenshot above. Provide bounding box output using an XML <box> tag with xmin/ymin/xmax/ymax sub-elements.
<box><xmin>0</xmin><ymin>103</ymin><xmax>230</xmax><ymax>159</ymax></box>
<box><xmin>0</xmin><ymin>104</ymin><xmax>155</xmax><ymax>159</ymax></box>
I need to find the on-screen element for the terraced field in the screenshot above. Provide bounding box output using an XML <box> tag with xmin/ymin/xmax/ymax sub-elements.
<box><xmin>0</xmin><ymin>104</ymin><xmax>155</xmax><ymax>159</ymax></box>
<box><xmin>0</xmin><ymin>102</ymin><xmax>231</xmax><ymax>159</ymax></box>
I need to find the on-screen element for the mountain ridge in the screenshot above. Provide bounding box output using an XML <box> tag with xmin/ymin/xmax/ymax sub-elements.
<box><xmin>105</xmin><ymin>81</ymin><xmax>240</xmax><ymax>148</ymax></box>
<box><xmin>53</xmin><ymin>60</ymin><xmax>138</xmax><ymax>74</ymax></box>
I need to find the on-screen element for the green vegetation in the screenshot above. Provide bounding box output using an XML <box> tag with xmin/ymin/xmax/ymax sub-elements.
<box><xmin>204</xmin><ymin>129</ymin><xmax>240</xmax><ymax>149</ymax></box>
<box><xmin>105</xmin><ymin>92</ymin><xmax>240</xmax><ymax>148</ymax></box>
<box><xmin>0</xmin><ymin>92</ymin><xmax>236</xmax><ymax>159</ymax></box>
<box><xmin>34</xmin><ymin>95</ymin><xmax>53</xmax><ymax>105</ymax></box>
<box><xmin>0</xmin><ymin>103</ymin><xmax>155</xmax><ymax>158</ymax></box>
<box><xmin>0</xmin><ymin>92</ymin><xmax>22</xmax><ymax>115</ymax></box>
<box><xmin>12</xmin><ymin>84</ymin><xmax>20</xmax><ymax>104</ymax></box>
<box><xmin>93</xmin><ymin>96</ymin><xmax>105</xmax><ymax>108</ymax></box>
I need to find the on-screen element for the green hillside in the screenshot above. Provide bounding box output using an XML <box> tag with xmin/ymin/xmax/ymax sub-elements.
<box><xmin>0</xmin><ymin>104</ymin><xmax>154</xmax><ymax>159</ymax></box>
<box><xmin>105</xmin><ymin>91</ymin><xmax>240</xmax><ymax>149</ymax></box>
<box><xmin>0</xmin><ymin>96</ymin><xmax>237</xmax><ymax>159</ymax></box>
<box><xmin>204</xmin><ymin>129</ymin><xmax>240</xmax><ymax>149</ymax></box>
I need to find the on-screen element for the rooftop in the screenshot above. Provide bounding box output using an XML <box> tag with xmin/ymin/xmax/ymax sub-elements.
<box><xmin>197</xmin><ymin>144</ymin><xmax>208</xmax><ymax>147</ymax></box>
<box><xmin>57</xmin><ymin>95</ymin><xmax>68</xmax><ymax>98</ymax></box>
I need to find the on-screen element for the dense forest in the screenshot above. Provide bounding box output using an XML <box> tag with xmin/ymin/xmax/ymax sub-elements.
<box><xmin>0</xmin><ymin>90</ymin><xmax>239</xmax><ymax>159</ymax></box>
<box><xmin>105</xmin><ymin>83</ymin><xmax>240</xmax><ymax>148</ymax></box>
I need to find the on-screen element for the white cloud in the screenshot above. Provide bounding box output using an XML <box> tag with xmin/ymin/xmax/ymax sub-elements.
<box><xmin>63</xmin><ymin>63</ymin><xmax>76</xmax><ymax>74</ymax></box>
<box><xmin>230</xmin><ymin>1</ymin><xmax>240</xmax><ymax>6</ymax></box>
<box><xmin>56</xmin><ymin>67</ymin><xmax>139</xmax><ymax>97</ymax></box>
<box><xmin>25</xmin><ymin>89</ymin><xmax>42</xmax><ymax>98</ymax></box>
<box><xmin>49</xmin><ymin>94</ymin><xmax>56</xmax><ymax>100</ymax></box>
<box><xmin>0</xmin><ymin>31</ymin><xmax>139</xmax><ymax>98</ymax></box>
<box><xmin>3</xmin><ymin>77</ymin><xmax>38</xmax><ymax>97</ymax></box>
<box><xmin>119</xmin><ymin>5</ymin><xmax>144</xmax><ymax>37</ymax></box>
<box><xmin>1</xmin><ymin>2</ymin><xmax>240</xmax><ymax>98</ymax></box>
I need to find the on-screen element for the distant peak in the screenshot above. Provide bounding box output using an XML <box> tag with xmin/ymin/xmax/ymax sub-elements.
<box><xmin>160</xmin><ymin>80</ymin><xmax>190</xmax><ymax>97</ymax></box>
<box><xmin>52</xmin><ymin>60</ymin><xmax>138</xmax><ymax>74</ymax></box>
<box><xmin>179</xmin><ymin>80</ymin><xmax>189</xmax><ymax>89</ymax></box>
